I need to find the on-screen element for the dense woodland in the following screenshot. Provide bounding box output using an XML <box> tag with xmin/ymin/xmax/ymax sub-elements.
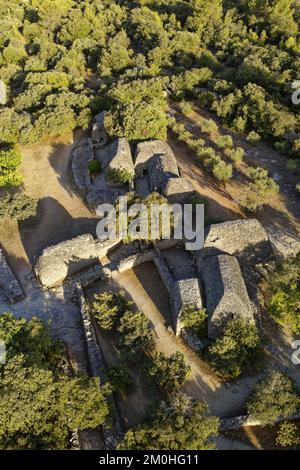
<box><xmin>0</xmin><ymin>0</ymin><xmax>300</xmax><ymax>147</ymax></box>
<box><xmin>1</xmin><ymin>0</ymin><xmax>300</xmax><ymax>450</ymax></box>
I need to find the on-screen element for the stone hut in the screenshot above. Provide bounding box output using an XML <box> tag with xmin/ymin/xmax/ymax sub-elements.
<box><xmin>92</xmin><ymin>112</ymin><xmax>109</xmax><ymax>147</ymax></box>
<box><xmin>35</xmin><ymin>234</ymin><xmax>99</xmax><ymax>288</ymax></box>
<box><xmin>162</xmin><ymin>177</ymin><xmax>194</xmax><ymax>204</ymax></box>
<box><xmin>197</xmin><ymin>219</ymin><xmax>274</xmax><ymax>266</ymax></box>
<box><xmin>200</xmin><ymin>254</ymin><xmax>254</xmax><ymax>339</ymax></box>
<box><xmin>107</xmin><ymin>138</ymin><xmax>134</xmax><ymax>181</ymax></box>
<box><xmin>135</xmin><ymin>140</ymin><xmax>178</xmax><ymax>178</ymax></box>
<box><xmin>0</xmin><ymin>249</ymin><xmax>24</xmax><ymax>304</ymax></box>
<box><xmin>148</xmin><ymin>154</ymin><xmax>180</xmax><ymax>193</ymax></box>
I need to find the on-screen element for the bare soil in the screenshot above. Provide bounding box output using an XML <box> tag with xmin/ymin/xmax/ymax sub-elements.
<box><xmin>0</xmin><ymin>131</ymin><xmax>98</xmax><ymax>283</ymax></box>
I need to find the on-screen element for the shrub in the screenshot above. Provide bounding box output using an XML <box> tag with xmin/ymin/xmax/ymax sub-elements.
<box><xmin>201</xmin><ymin>119</ymin><xmax>218</xmax><ymax>134</ymax></box>
<box><xmin>276</xmin><ymin>422</ymin><xmax>300</xmax><ymax>448</ymax></box>
<box><xmin>268</xmin><ymin>254</ymin><xmax>300</xmax><ymax>335</ymax></box>
<box><xmin>297</xmin><ymin>183</ymin><xmax>300</xmax><ymax>194</ymax></box>
<box><xmin>247</xmin><ymin>372</ymin><xmax>300</xmax><ymax>426</ymax></box>
<box><xmin>106</xmin><ymin>366</ymin><xmax>134</xmax><ymax>392</ymax></box>
<box><xmin>0</xmin><ymin>147</ymin><xmax>23</xmax><ymax>188</ymax></box>
<box><xmin>88</xmin><ymin>160</ymin><xmax>101</xmax><ymax>174</ymax></box>
<box><xmin>145</xmin><ymin>352</ymin><xmax>191</xmax><ymax>393</ymax></box>
<box><xmin>117</xmin><ymin>310</ymin><xmax>155</xmax><ymax>361</ymax></box>
<box><xmin>228</xmin><ymin>147</ymin><xmax>244</xmax><ymax>163</ymax></box>
<box><xmin>287</xmin><ymin>159</ymin><xmax>300</xmax><ymax>175</ymax></box>
<box><xmin>92</xmin><ymin>291</ymin><xmax>130</xmax><ymax>331</ymax></box>
<box><xmin>0</xmin><ymin>192</ymin><xmax>38</xmax><ymax>221</ymax></box>
<box><xmin>181</xmin><ymin>306</ymin><xmax>207</xmax><ymax>337</ymax></box>
<box><xmin>216</xmin><ymin>135</ymin><xmax>233</xmax><ymax>150</ymax></box>
<box><xmin>212</xmin><ymin>159</ymin><xmax>233</xmax><ymax>182</ymax></box>
<box><xmin>107</xmin><ymin>168</ymin><xmax>134</xmax><ymax>184</ymax></box>
<box><xmin>118</xmin><ymin>392</ymin><xmax>220</xmax><ymax>450</ymax></box>
<box><xmin>239</xmin><ymin>166</ymin><xmax>279</xmax><ymax>211</ymax></box>
<box><xmin>247</xmin><ymin>131</ymin><xmax>261</xmax><ymax>143</ymax></box>
<box><xmin>207</xmin><ymin>319</ymin><xmax>260</xmax><ymax>380</ymax></box>
<box><xmin>179</xmin><ymin>101</ymin><xmax>193</xmax><ymax>116</ymax></box>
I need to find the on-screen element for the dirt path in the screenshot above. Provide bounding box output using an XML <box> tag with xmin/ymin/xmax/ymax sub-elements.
<box><xmin>0</xmin><ymin>132</ymin><xmax>98</xmax><ymax>283</ymax></box>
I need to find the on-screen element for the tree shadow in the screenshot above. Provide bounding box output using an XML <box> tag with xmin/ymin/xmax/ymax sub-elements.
<box><xmin>18</xmin><ymin>196</ymin><xmax>98</xmax><ymax>267</ymax></box>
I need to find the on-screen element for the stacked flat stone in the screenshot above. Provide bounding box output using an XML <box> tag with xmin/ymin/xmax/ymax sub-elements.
<box><xmin>0</xmin><ymin>249</ymin><xmax>24</xmax><ymax>303</ymax></box>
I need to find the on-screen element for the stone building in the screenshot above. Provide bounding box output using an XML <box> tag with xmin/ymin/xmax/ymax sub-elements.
<box><xmin>134</xmin><ymin>140</ymin><xmax>176</xmax><ymax>178</ymax></box>
<box><xmin>36</xmin><ymin>234</ymin><xmax>99</xmax><ymax>288</ymax></box>
<box><xmin>107</xmin><ymin>138</ymin><xmax>134</xmax><ymax>181</ymax></box>
<box><xmin>200</xmin><ymin>254</ymin><xmax>254</xmax><ymax>339</ymax></box>
<box><xmin>162</xmin><ymin>177</ymin><xmax>194</xmax><ymax>204</ymax></box>
<box><xmin>197</xmin><ymin>219</ymin><xmax>274</xmax><ymax>265</ymax></box>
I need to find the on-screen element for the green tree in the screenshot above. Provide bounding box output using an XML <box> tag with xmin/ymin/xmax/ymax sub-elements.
<box><xmin>268</xmin><ymin>255</ymin><xmax>300</xmax><ymax>334</ymax></box>
<box><xmin>92</xmin><ymin>291</ymin><xmax>130</xmax><ymax>331</ymax></box>
<box><xmin>145</xmin><ymin>352</ymin><xmax>191</xmax><ymax>393</ymax></box>
<box><xmin>118</xmin><ymin>392</ymin><xmax>219</xmax><ymax>450</ymax></box>
<box><xmin>247</xmin><ymin>372</ymin><xmax>300</xmax><ymax>426</ymax></box>
<box><xmin>207</xmin><ymin>319</ymin><xmax>260</xmax><ymax>380</ymax></box>
<box><xmin>117</xmin><ymin>310</ymin><xmax>155</xmax><ymax>361</ymax></box>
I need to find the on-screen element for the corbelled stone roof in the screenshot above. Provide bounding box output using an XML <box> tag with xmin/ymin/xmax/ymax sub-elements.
<box><xmin>135</xmin><ymin>140</ymin><xmax>178</xmax><ymax>178</ymax></box>
<box><xmin>197</xmin><ymin>219</ymin><xmax>274</xmax><ymax>266</ymax></box>
<box><xmin>162</xmin><ymin>177</ymin><xmax>194</xmax><ymax>203</ymax></box>
<box><xmin>108</xmin><ymin>138</ymin><xmax>134</xmax><ymax>176</ymax></box>
<box><xmin>200</xmin><ymin>254</ymin><xmax>254</xmax><ymax>339</ymax></box>
<box><xmin>35</xmin><ymin>234</ymin><xmax>98</xmax><ymax>288</ymax></box>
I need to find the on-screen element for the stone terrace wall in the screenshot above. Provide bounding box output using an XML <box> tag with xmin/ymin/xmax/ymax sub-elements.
<box><xmin>0</xmin><ymin>249</ymin><xmax>24</xmax><ymax>303</ymax></box>
<box><xmin>77</xmin><ymin>285</ymin><xmax>123</xmax><ymax>449</ymax></box>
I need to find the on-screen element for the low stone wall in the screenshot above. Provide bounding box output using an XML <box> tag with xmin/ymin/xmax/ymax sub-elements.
<box><xmin>117</xmin><ymin>250</ymin><xmax>155</xmax><ymax>273</ymax></box>
<box><xmin>0</xmin><ymin>249</ymin><xmax>24</xmax><ymax>304</ymax></box>
<box><xmin>77</xmin><ymin>285</ymin><xmax>123</xmax><ymax>449</ymax></box>
<box><xmin>72</xmin><ymin>142</ymin><xmax>94</xmax><ymax>191</ymax></box>
<box><xmin>220</xmin><ymin>412</ymin><xmax>300</xmax><ymax>432</ymax></box>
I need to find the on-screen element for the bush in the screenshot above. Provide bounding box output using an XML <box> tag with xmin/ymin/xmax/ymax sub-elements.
<box><xmin>268</xmin><ymin>255</ymin><xmax>300</xmax><ymax>334</ymax></box>
<box><xmin>239</xmin><ymin>166</ymin><xmax>279</xmax><ymax>211</ymax></box>
<box><xmin>145</xmin><ymin>352</ymin><xmax>191</xmax><ymax>393</ymax></box>
<box><xmin>92</xmin><ymin>291</ymin><xmax>130</xmax><ymax>331</ymax></box>
<box><xmin>107</xmin><ymin>168</ymin><xmax>134</xmax><ymax>184</ymax></box>
<box><xmin>287</xmin><ymin>159</ymin><xmax>300</xmax><ymax>175</ymax></box>
<box><xmin>276</xmin><ymin>422</ymin><xmax>300</xmax><ymax>448</ymax></box>
<box><xmin>247</xmin><ymin>131</ymin><xmax>261</xmax><ymax>143</ymax></box>
<box><xmin>212</xmin><ymin>159</ymin><xmax>233</xmax><ymax>182</ymax></box>
<box><xmin>106</xmin><ymin>366</ymin><xmax>134</xmax><ymax>392</ymax></box>
<box><xmin>179</xmin><ymin>101</ymin><xmax>193</xmax><ymax>116</ymax></box>
<box><xmin>216</xmin><ymin>135</ymin><xmax>233</xmax><ymax>150</ymax></box>
<box><xmin>117</xmin><ymin>310</ymin><xmax>155</xmax><ymax>361</ymax></box>
<box><xmin>228</xmin><ymin>147</ymin><xmax>244</xmax><ymax>163</ymax></box>
<box><xmin>0</xmin><ymin>192</ymin><xmax>38</xmax><ymax>221</ymax></box>
<box><xmin>0</xmin><ymin>147</ymin><xmax>23</xmax><ymax>188</ymax></box>
<box><xmin>247</xmin><ymin>372</ymin><xmax>300</xmax><ymax>426</ymax></box>
<box><xmin>88</xmin><ymin>160</ymin><xmax>101</xmax><ymax>174</ymax></box>
<box><xmin>181</xmin><ymin>306</ymin><xmax>207</xmax><ymax>337</ymax></box>
<box><xmin>207</xmin><ymin>319</ymin><xmax>260</xmax><ymax>380</ymax></box>
<box><xmin>118</xmin><ymin>392</ymin><xmax>220</xmax><ymax>450</ymax></box>
<box><xmin>201</xmin><ymin>119</ymin><xmax>218</xmax><ymax>134</ymax></box>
